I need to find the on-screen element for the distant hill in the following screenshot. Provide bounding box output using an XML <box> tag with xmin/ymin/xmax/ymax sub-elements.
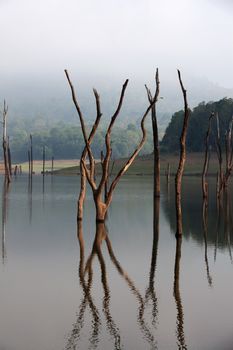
<box><xmin>161</xmin><ymin>98</ymin><xmax>233</xmax><ymax>152</ymax></box>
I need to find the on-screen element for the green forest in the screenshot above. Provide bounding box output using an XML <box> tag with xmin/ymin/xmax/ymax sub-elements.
<box><xmin>8</xmin><ymin>118</ymin><xmax>153</xmax><ymax>162</ymax></box>
<box><xmin>6</xmin><ymin>97</ymin><xmax>233</xmax><ymax>163</ymax></box>
<box><xmin>161</xmin><ymin>98</ymin><xmax>233</xmax><ymax>152</ymax></box>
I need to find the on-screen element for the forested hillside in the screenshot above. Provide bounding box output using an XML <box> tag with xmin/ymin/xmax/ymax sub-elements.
<box><xmin>8</xmin><ymin>118</ymin><xmax>153</xmax><ymax>162</ymax></box>
<box><xmin>5</xmin><ymin>97</ymin><xmax>233</xmax><ymax>162</ymax></box>
<box><xmin>161</xmin><ymin>98</ymin><xmax>233</xmax><ymax>152</ymax></box>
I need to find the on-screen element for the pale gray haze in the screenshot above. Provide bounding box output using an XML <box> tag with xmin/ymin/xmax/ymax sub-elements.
<box><xmin>0</xmin><ymin>0</ymin><xmax>232</xmax><ymax>123</ymax></box>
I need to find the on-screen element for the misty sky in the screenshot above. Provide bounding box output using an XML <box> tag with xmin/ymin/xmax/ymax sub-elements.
<box><xmin>0</xmin><ymin>0</ymin><xmax>233</xmax><ymax>89</ymax></box>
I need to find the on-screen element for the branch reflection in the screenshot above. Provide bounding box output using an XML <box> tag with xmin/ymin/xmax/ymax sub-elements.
<box><xmin>202</xmin><ymin>199</ymin><xmax>213</xmax><ymax>287</ymax></box>
<box><xmin>142</xmin><ymin>197</ymin><xmax>159</xmax><ymax>328</ymax></box>
<box><xmin>65</xmin><ymin>221</ymin><xmax>101</xmax><ymax>350</ymax></box>
<box><xmin>66</xmin><ymin>220</ymin><xmax>158</xmax><ymax>350</ymax></box>
<box><xmin>28</xmin><ymin>175</ymin><xmax>32</xmax><ymax>224</ymax></box>
<box><xmin>223</xmin><ymin>190</ymin><xmax>233</xmax><ymax>263</ymax></box>
<box><xmin>85</xmin><ymin>222</ymin><xmax>121</xmax><ymax>349</ymax></box>
<box><xmin>173</xmin><ymin>236</ymin><xmax>187</xmax><ymax>349</ymax></box>
<box><xmin>1</xmin><ymin>179</ymin><xmax>10</xmax><ymax>264</ymax></box>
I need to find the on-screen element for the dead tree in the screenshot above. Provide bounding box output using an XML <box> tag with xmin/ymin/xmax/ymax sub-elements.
<box><xmin>1</xmin><ymin>101</ymin><xmax>11</xmax><ymax>183</ymax></box>
<box><xmin>51</xmin><ymin>156</ymin><xmax>54</xmax><ymax>175</ymax></box>
<box><xmin>166</xmin><ymin>163</ymin><xmax>170</xmax><ymax>184</ymax></box>
<box><xmin>30</xmin><ymin>134</ymin><xmax>33</xmax><ymax>176</ymax></box>
<box><xmin>175</xmin><ymin>70</ymin><xmax>190</xmax><ymax>236</ymax></box>
<box><xmin>42</xmin><ymin>145</ymin><xmax>45</xmax><ymax>176</ymax></box>
<box><xmin>215</xmin><ymin>112</ymin><xmax>223</xmax><ymax>198</ymax></box>
<box><xmin>14</xmin><ymin>165</ymin><xmax>18</xmax><ymax>176</ymax></box>
<box><xmin>215</xmin><ymin>114</ymin><xmax>233</xmax><ymax>196</ymax></box>
<box><xmin>7</xmin><ymin>136</ymin><xmax>12</xmax><ymax>177</ymax></box>
<box><xmin>28</xmin><ymin>149</ymin><xmax>31</xmax><ymax>176</ymax></box>
<box><xmin>223</xmin><ymin>116</ymin><xmax>233</xmax><ymax>188</ymax></box>
<box><xmin>145</xmin><ymin>68</ymin><xmax>160</xmax><ymax>197</ymax></box>
<box><xmin>65</xmin><ymin>70</ymin><xmax>157</xmax><ymax>222</ymax></box>
<box><xmin>202</xmin><ymin>112</ymin><xmax>214</xmax><ymax>199</ymax></box>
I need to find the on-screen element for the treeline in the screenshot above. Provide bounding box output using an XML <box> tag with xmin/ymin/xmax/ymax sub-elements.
<box><xmin>8</xmin><ymin>119</ymin><xmax>153</xmax><ymax>162</ymax></box>
<box><xmin>161</xmin><ymin>98</ymin><xmax>233</xmax><ymax>152</ymax></box>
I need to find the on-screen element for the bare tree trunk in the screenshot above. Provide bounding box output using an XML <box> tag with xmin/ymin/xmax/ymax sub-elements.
<box><xmin>7</xmin><ymin>136</ymin><xmax>12</xmax><ymax>177</ymax></box>
<box><xmin>202</xmin><ymin>112</ymin><xmax>214</xmax><ymax>199</ymax></box>
<box><xmin>77</xmin><ymin>95</ymin><xmax>102</xmax><ymax>220</ymax></box>
<box><xmin>166</xmin><ymin>162</ymin><xmax>170</xmax><ymax>184</ymax></box>
<box><xmin>65</xmin><ymin>69</ymin><xmax>103</xmax><ymax>221</ymax></box>
<box><xmin>14</xmin><ymin>165</ymin><xmax>18</xmax><ymax>176</ymax></box>
<box><xmin>223</xmin><ymin>116</ymin><xmax>233</xmax><ymax>188</ymax></box>
<box><xmin>175</xmin><ymin>71</ymin><xmax>190</xmax><ymax>236</ymax></box>
<box><xmin>2</xmin><ymin>101</ymin><xmax>11</xmax><ymax>183</ymax></box>
<box><xmin>65</xmin><ymin>70</ymin><xmax>158</xmax><ymax>221</ymax></box>
<box><xmin>145</xmin><ymin>68</ymin><xmax>160</xmax><ymax>198</ymax></box>
<box><xmin>215</xmin><ymin>113</ymin><xmax>223</xmax><ymax>198</ymax></box>
<box><xmin>30</xmin><ymin>134</ymin><xmax>33</xmax><ymax>176</ymax></box>
<box><xmin>42</xmin><ymin>145</ymin><xmax>45</xmax><ymax>176</ymax></box>
<box><xmin>28</xmin><ymin>149</ymin><xmax>31</xmax><ymax>176</ymax></box>
<box><xmin>51</xmin><ymin>156</ymin><xmax>54</xmax><ymax>174</ymax></box>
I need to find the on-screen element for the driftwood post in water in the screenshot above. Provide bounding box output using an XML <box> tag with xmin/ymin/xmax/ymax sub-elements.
<box><xmin>51</xmin><ymin>156</ymin><xmax>54</xmax><ymax>175</ymax></box>
<box><xmin>30</xmin><ymin>134</ymin><xmax>33</xmax><ymax>177</ymax></box>
<box><xmin>166</xmin><ymin>163</ymin><xmax>170</xmax><ymax>184</ymax></box>
<box><xmin>2</xmin><ymin>101</ymin><xmax>11</xmax><ymax>183</ymax></box>
<box><xmin>14</xmin><ymin>165</ymin><xmax>18</xmax><ymax>176</ymax></box>
<box><xmin>202</xmin><ymin>112</ymin><xmax>214</xmax><ymax>199</ymax></box>
<box><xmin>175</xmin><ymin>70</ymin><xmax>190</xmax><ymax>236</ymax></box>
<box><xmin>65</xmin><ymin>70</ymin><xmax>157</xmax><ymax>221</ymax></box>
<box><xmin>145</xmin><ymin>68</ymin><xmax>160</xmax><ymax>197</ymax></box>
<box><xmin>28</xmin><ymin>150</ymin><xmax>31</xmax><ymax>176</ymax></box>
<box><xmin>7</xmin><ymin>136</ymin><xmax>12</xmax><ymax>177</ymax></box>
<box><xmin>42</xmin><ymin>145</ymin><xmax>45</xmax><ymax>177</ymax></box>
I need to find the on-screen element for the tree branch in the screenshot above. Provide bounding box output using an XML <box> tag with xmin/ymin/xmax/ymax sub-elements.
<box><xmin>97</xmin><ymin>79</ymin><xmax>129</xmax><ymax>198</ymax></box>
<box><xmin>106</xmin><ymin>86</ymin><xmax>158</xmax><ymax>206</ymax></box>
<box><xmin>64</xmin><ymin>69</ymin><xmax>95</xmax><ymax>177</ymax></box>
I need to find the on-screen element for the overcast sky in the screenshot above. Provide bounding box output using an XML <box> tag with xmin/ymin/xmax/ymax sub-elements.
<box><xmin>0</xmin><ymin>0</ymin><xmax>232</xmax><ymax>89</ymax></box>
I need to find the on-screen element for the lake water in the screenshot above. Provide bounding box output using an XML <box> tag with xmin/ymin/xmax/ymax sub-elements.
<box><xmin>0</xmin><ymin>175</ymin><xmax>232</xmax><ymax>350</ymax></box>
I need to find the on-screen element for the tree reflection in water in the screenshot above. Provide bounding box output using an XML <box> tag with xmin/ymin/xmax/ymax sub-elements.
<box><xmin>173</xmin><ymin>236</ymin><xmax>187</xmax><ymax>350</ymax></box>
<box><xmin>65</xmin><ymin>220</ymin><xmax>158</xmax><ymax>350</ymax></box>
<box><xmin>65</xmin><ymin>221</ymin><xmax>101</xmax><ymax>350</ymax></box>
<box><xmin>141</xmin><ymin>197</ymin><xmax>159</xmax><ymax>328</ymax></box>
<box><xmin>223</xmin><ymin>190</ymin><xmax>233</xmax><ymax>263</ymax></box>
<box><xmin>202</xmin><ymin>199</ymin><xmax>213</xmax><ymax>287</ymax></box>
<box><xmin>1</xmin><ymin>179</ymin><xmax>10</xmax><ymax>264</ymax></box>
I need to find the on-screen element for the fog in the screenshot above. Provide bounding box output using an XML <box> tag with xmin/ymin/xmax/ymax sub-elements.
<box><xmin>0</xmin><ymin>0</ymin><xmax>232</xmax><ymax>121</ymax></box>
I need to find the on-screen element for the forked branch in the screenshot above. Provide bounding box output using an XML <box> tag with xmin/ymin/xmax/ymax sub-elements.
<box><xmin>175</xmin><ymin>70</ymin><xmax>190</xmax><ymax>236</ymax></box>
<box><xmin>65</xmin><ymin>71</ymin><xmax>158</xmax><ymax>221</ymax></box>
<box><xmin>145</xmin><ymin>68</ymin><xmax>160</xmax><ymax>198</ymax></box>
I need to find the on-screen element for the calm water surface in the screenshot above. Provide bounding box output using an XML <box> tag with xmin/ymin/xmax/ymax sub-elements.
<box><xmin>0</xmin><ymin>175</ymin><xmax>232</xmax><ymax>350</ymax></box>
